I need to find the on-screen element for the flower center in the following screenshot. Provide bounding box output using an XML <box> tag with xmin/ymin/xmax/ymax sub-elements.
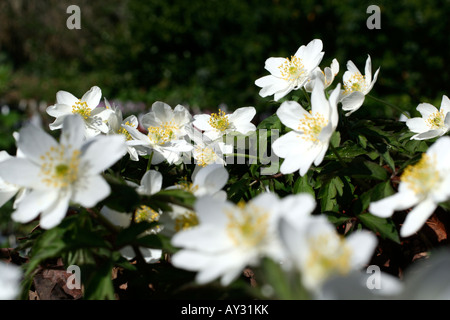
<box><xmin>279</xmin><ymin>55</ymin><xmax>306</xmax><ymax>83</ymax></box>
<box><xmin>297</xmin><ymin>112</ymin><xmax>328</xmax><ymax>142</ymax></box>
<box><xmin>401</xmin><ymin>153</ymin><xmax>441</xmax><ymax>196</ymax></box>
<box><xmin>194</xmin><ymin>145</ymin><xmax>218</xmax><ymax>167</ymax></box>
<box><xmin>39</xmin><ymin>145</ymin><xmax>81</xmax><ymax>188</ymax></box>
<box><xmin>344</xmin><ymin>73</ymin><xmax>367</xmax><ymax>94</ymax></box>
<box><xmin>134</xmin><ymin>205</ymin><xmax>160</xmax><ymax>224</ymax></box>
<box><xmin>174</xmin><ymin>180</ymin><xmax>199</xmax><ymax>194</ymax></box>
<box><xmin>118</xmin><ymin>121</ymin><xmax>134</xmax><ymax>141</ymax></box>
<box><xmin>225</xmin><ymin>201</ymin><xmax>270</xmax><ymax>247</ymax></box>
<box><xmin>147</xmin><ymin>121</ymin><xmax>178</xmax><ymax>145</ymax></box>
<box><xmin>208</xmin><ymin>109</ymin><xmax>230</xmax><ymax>132</ymax></box>
<box><xmin>426</xmin><ymin>111</ymin><xmax>445</xmax><ymax>129</ymax></box>
<box><xmin>305</xmin><ymin>233</ymin><xmax>352</xmax><ymax>283</ymax></box>
<box><xmin>175</xmin><ymin>211</ymin><xmax>199</xmax><ymax>232</ymax></box>
<box><xmin>72</xmin><ymin>100</ymin><xmax>91</xmax><ymax>119</ymax></box>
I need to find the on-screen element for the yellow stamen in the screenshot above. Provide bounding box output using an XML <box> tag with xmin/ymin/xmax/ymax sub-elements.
<box><xmin>72</xmin><ymin>100</ymin><xmax>91</xmax><ymax>119</ymax></box>
<box><xmin>134</xmin><ymin>205</ymin><xmax>160</xmax><ymax>224</ymax></box>
<box><xmin>147</xmin><ymin>121</ymin><xmax>178</xmax><ymax>145</ymax></box>
<box><xmin>297</xmin><ymin>112</ymin><xmax>328</xmax><ymax>142</ymax></box>
<box><xmin>426</xmin><ymin>111</ymin><xmax>445</xmax><ymax>129</ymax></box>
<box><xmin>175</xmin><ymin>211</ymin><xmax>199</xmax><ymax>232</ymax></box>
<box><xmin>225</xmin><ymin>201</ymin><xmax>270</xmax><ymax>247</ymax></box>
<box><xmin>344</xmin><ymin>73</ymin><xmax>367</xmax><ymax>94</ymax></box>
<box><xmin>39</xmin><ymin>145</ymin><xmax>80</xmax><ymax>188</ymax></box>
<box><xmin>194</xmin><ymin>145</ymin><xmax>218</xmax><ymax>167</ymax></box>
<box><xmin>279</xmin><ymin>55</ymin><xmax>306</xmax><ymax>82</ymax></box>
<box><xmin>208</xmin><ymin>109</ymin><xmax>230</xmax><ymax>132</ymax></box>
<box><xmin>401</xmin><ymin>153</ymin><xmax>441</xmax><ymax>195</ymax></box>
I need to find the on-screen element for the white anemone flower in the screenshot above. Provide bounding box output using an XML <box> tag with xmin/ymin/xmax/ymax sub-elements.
<box><xmin>255</xmin><ymin>39</ymin><xmax>325</xmax><ymax>101</ymax></box>
<box><xmin>369</xmin><ymin>136</ymin><xmax>450</xmax><ymax>237</ymax></box>
<box><xmin>339</xmin><ymin>55</ymin><xmax>380</xmax><ymax>116</ymax></box>
<box><xmin>123</xmin><ymin>101</ymin><xmax>193</xmax><ymax>165</ymax></box>
<box><xmin>0</xmin><ymin>151</ymin><xmax>21</xmax><ymax>208</ymax></box>
<box><xmin>0</xmin><ymin>261</ymin><xmax>22</xmax><ymax>300</ymax></box>
<box><xmin>187</xmin><ymin>127</ymin><xmax>233</xmax><ymax>167</ymax></box>
<box><xmin>104</xmin><ymin>98</ymin><xmax>146</xmax><ymax>161</ymax></box>
<box><xmin>279</xmin><ymin>214</ymin><xmax>377</xmax><ymax>293</ymax></box>
<box><xmin>305</xmin><ymin>58</ymin><xmax>340</xmax><ymax>92</ymax></box>
<box><xmin>46</xmin><ymin>86</ymin><xmax>113</xmax><ymax>138</ymax></box>
<box><xmin>192</xmin><ymin>106</ymin><xmax>256</xmax><ymax>141</ymax></box>
<box><xmin>100</xmin><ymin>170</ymin><xmax>163</xmax><ymax>264</ymax></box>
<box><xmin>161</xmin><ymin>164</ymin><xmax>229</xmax><ymax>236</ymax></box>
<box><xmin>0</xmin><ymin>115</ymin><xmax>127</xmax><ymax>229</ymax></box>
<box><xmin>406</xmin><ymin>95</ymin><xmax>450</xmax><ymax>140</ymax></box>
<box><xmin>171</xmin><ymin>192</ymin><xmax>315</xmax><ymax>286</ymax></box>
<box><xmin>272</xmin><ymin>80</ymin><xmax>341</xmax><ymax>176</ymax></box>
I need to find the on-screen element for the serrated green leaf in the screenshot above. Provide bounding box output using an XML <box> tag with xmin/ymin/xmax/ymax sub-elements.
<box><xmin>358</xmin><ymin>213</ymin><xmax>400</xmax><ymax>244</ymax></box>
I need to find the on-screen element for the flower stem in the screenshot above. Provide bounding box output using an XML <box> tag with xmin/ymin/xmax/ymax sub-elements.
<box><xmin>302</xmin><ymin>88</ymin><xmax>311</xmax><ymax>107</ymax></box>
<box><xmin>147</xmin><ymin>151</ymin><xmax>154</xmax><ymax>171</ymax></box>
<box><xmin>367</xmin><ymin>94</ymin><xmax>410</xmax><ymax>118</ymax></box>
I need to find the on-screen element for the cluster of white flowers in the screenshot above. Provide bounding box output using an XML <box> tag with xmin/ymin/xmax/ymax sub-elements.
<box><xmin>1</xmin><ymin>38</ymin><xmax>450</xmax><ymax>300</ymax></box>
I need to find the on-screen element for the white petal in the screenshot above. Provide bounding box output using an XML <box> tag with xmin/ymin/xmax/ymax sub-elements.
<box><xmin>440</xmin><ymin>95</ymin><xmax>450</xmax><ymax>115</ymax></box>
<box><xmin>72</xmin><ymin>174</ymin><xmax>110</xmax><ymax>208</ymax></box>
<box><xmin>56</xmin><ymin>91</ymin><xmax>78</xmax><ymax>106</ymax></box>
<box><xmin>346</xmin><ymin>60</ymin><xmax>361</xmax><ymax>75</ymax></box>
<box><xmin>276</xmin><ymin>101</ymin><xmax>309</xmax><ymax>130</ymax></box>
<box><xmin>341</xmin><ymin>92</ymin><xmax>366</xmax><ymax>116</ymax></box>
<box><xmin>364</xmin><ymin>55</ymin><xmax>373</xmax><ymax>83</ymax></box>
<box><xmin>311</xmin><ymin>79</ymin><xmax>330</xmax><ymax>118</ymax></box>
<box><xmin>81</xmin><ymin>135</ymin><xmax>126</xmax><ymax>174</ymax></box>
<box><xmin>60</xmin><ymin>115</ymin><xmax>86</xmax><ymax>149</ymax></box>
<box><xmin>369</xmin><ymin>190</ymin><xmax>419</xmax><ymax>218</ymax></box>
<box><xmin>0</xmin><ymin>158</ymin><xmax>42</xmax><ymax>189</ymax></box>
<box><xmin>39</xmin><ymin>192</ymin><xmax>70</xmax><ymax>229</ymax></box>
<box><xmin>272</xmin><ymin>131</ymin><xmax>305</xmax><ymax>158</ymax></box>
<box><xmin>228</xmin><ymin>107</ymin><xmax>256</xmax><ymax>126</ymax></box>
<box><xmin>264</xmin><ymin>57</ymin><xmax>286</xmax><ymax>77</ymax></box>
<box><xmin>194</xmin><ymin>196</ymin><xmax>231</xmax><ymax>225</ymax></box>
<box><xmin>346</xmin><ymin>230</ymin><xmax>378</xmax><ymax>269</ymax></box>
<box><xmin>406</xmin><ymin>117</ymin><xmax>428</xmax><ymax>134</ymax></box>
<box><xmin>192</xmin><ymin>114</ymin><xmax>213</xmax><ymax>131</ymax></box>
<box><xmin>81</xmin><ymin>86</ymin><xmax>102</xmax><ymax>109</ymax></box>
<box><xmin>100</xmin><ymin>206</ymin><xmax>132</xmax><ymax>228</ymax></box>
<box><xmin>46</xmin><ymin>104</ymin><xmax>72</xmax><ymax>117</ymax></box>
<box><xmin>138</xmin><ymin>170</ymin><xmax>162</xmax><ymax>195</ymax></box>
<box><xmin>413</xmin><ymin>129</ymin><xmax>443</xmax><ymax>140</ymax></box>
<box><xmin>400</xmin><ymin>198</ymin><xmax>437</xmax><ymax>237</ymax></box>
<box><xmin>12</xmin><ymin>190</ymin><xmax>58</xmax><ymax>224</ymax></box>
<box><xmin>171</xmin><ymin>225</ymin><xmax>230</xmax><ymax>253</ymax></box>
<box><xmin>416</xmin><ymin>103</ymin><xmax>438</xmax><ymax>119</ymax></box>
<box><xmin>18</xmin><ymin>124</ymin><xmax>58</xmax><ymax>164</ymax></box>
<box><xmin>150</xmin><ymin>101</ymin><xmax>174</xmax><ymax>123</ymax></box>
<box><xmin>193</xmin><ymin>164</ymin><xmax>228</xmax><ymax>195</ymax></box>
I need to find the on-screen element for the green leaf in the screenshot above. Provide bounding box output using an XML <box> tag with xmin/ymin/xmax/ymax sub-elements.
<box><xmin>293</xmin><ymin>174</ymin><xmax>315</xmax><ymax>196</ymax></box>
<box><xmin>116</xmin><ymin>221</ymin><xmax>158</xmax><ymax>247</ymax></box>
<box><xmin>358</xmin><ymin>213</ymin><xmax>400</xmax><ymax>244</ymax></box>
<box><xmin>83</xmin><ymin>261</ymin><xmax>115</xmax><ymax>300</ymax></box>
<box><xmin>102</xmin><ymin>175</ymin><xmax>141</xmax><ymax>213</ymax></box>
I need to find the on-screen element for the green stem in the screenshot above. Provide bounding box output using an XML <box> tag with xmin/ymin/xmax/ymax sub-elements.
<box><xmin>367</xmin><ymin>94</ymin><xmax>410</xmax><ymax>118</ymax></box>
<box><xmin>147</xmin><ymin>151</ymin><xmax>154</xmax><ymax>172</ymax></box>
<box><xmin>302</xmin><ymin>88</ymin><xmax>311</xmax><ymax>107</ymax></box>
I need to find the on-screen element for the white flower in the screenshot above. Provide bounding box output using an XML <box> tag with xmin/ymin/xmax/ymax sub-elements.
<box><xmin>305</xmin><ymin>58</ymin><xmax>340</xmax><ymax>92</ymax></box>
<box><xmin>369</xmin><ymin>136</ymin><xmax>450</xmax><ymax>237</ymax></box>
<box><xmin>123</xmin><ymin>101</ymin><xmax>193</xmax><ymax>165</ymax></box>
<box><xmin>170</xmin><ymin>192</ymin><xmax>314</xmax><ymax>286</ymax></box>
<box><xmin>192</xmin><ymin>106</ymin><xmax>256</xmax><ymax>141</ymax></box>
<box><xmin>272</xmin><ymin>80</ymin><xmax>341</xmax><ymax>176</ymax></box>
<box><xmin>279</xmin><ymin>214</ymin><xmax>378</xmax><ymax>293</ymax></box>
<box><xmin>187</xmin><ymin>127</ymin><xmax>233</xmax><ymax>167</ymax></box>
<box><xmin>0</xmin><ymin>115</ymin><xmax>127</xmax><ymax>229</ymax></box>
<box><xmin>0</xmin><ymin>261</ymin><xmax>22</xmax><ymax>300</ymax></box>
<box><xmin>406</xmin><ymin>96</ymin><xmax>450</xmax><ymax>140</ymax></box>
<box><xmin>0</xmin><ymin>151</ymin><xmax>21</xmax><ymax>208</ymax></box>
<box><xmin>339</xmin><ymin>55</ymin><xmax>380</xmax><ymax>116</ymax></box>
<box><xmin>104</xmin><ymin>99</ymin><xmax>146</xmax><ymax>161</ymax></box>
<box><xmin>161</xmin><ymin>164</ymin><xmax>229</xmax><ymax>236</ymax></box>
<box><xmin>46</xmin><ymin>86</ymin><xmax>113</xmax><ymax>138</ymax></box>
<box><xmin>100</xmin><ymin>169</ymin><xmax>163</xmax><ymax>264</ymax></box>
<box><xmin>255</xmin><ymin>39</ymin><xmax>325</xmax><ymax>101</ymax></box>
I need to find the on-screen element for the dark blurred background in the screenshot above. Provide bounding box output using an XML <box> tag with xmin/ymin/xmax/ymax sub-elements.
<box><xmin>0</xmin><ymin>0</ymin><xmax>449</xmax><ymax>150</ymax></box>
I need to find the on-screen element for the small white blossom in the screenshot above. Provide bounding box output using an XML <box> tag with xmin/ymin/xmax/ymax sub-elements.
<box><xmin>406</xmin><ymin>95</ymin><xmax>450</xmax><ymax>140</ymax></box>
<box><xmin>255</xmin><ymin>39</ymin><xmax>325</xmax><ymax>101</ymax></box>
